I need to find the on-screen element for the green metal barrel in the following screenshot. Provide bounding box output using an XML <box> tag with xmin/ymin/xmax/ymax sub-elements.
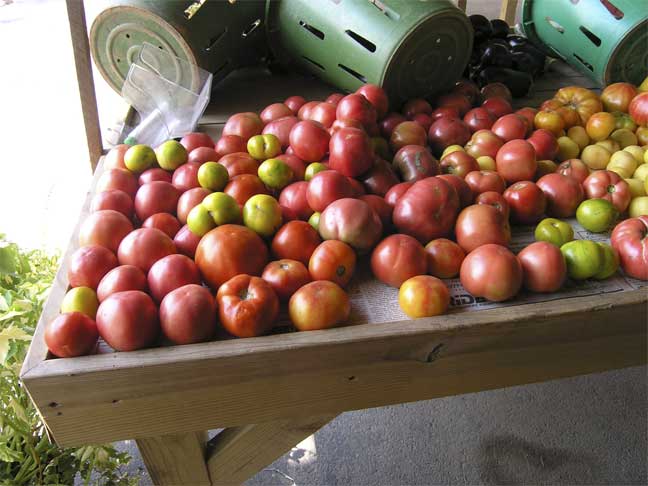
<box><xmin>520</xmin><ymin>0</ymin><xmax>648</xmax><ymax>86</ymax></box>
<box><xmin>90</xmin><ymin>1</ymin><xmax>268</xmax><ymax>93</ymax></box>
<box><xmin>266</xmin><ymin>0</ymin><xmax>473</xmax><ymax>103</ymax></box>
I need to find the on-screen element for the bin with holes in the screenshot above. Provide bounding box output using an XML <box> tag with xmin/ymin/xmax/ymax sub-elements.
<box><xmin>90</xmin><ymin>0</ymin><xmax>267</xmax><ymax>93</ymax></box>
<box><xmin>265</xmin><ymin>0</ymin><xmax>473</xmax><ymax>103</ymax></box>
<box><xmin>519</xmin><ymin>0</ymin><xmax>647</xmax><ymax>86</ymax></box>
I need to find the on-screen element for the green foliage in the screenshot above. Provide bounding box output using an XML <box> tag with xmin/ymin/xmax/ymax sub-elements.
<box><xmin>0</xmin><ymin>235</ymin><xmax>137</xmax><ymax>486</ymax></box>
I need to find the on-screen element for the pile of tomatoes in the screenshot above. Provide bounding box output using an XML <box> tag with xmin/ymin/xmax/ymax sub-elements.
<box><xmin>44</xmin><ymin>78</ymin><xmax>648</xmax><ymax>359</ymax></box>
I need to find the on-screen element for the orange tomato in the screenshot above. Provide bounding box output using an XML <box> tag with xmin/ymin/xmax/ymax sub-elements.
<box><xmin>398</xmin><ymin>275</ymin><xmax>450</xmax><ymax>318</ymax></box>
<box><xmin>534</xmin><ymin>110</ymin><xmax>565</xmax><ymax>136</ymax></box>
<box><xmin>308</xmin><ymin>240</ymin><xmax>356</xmax><ymax>287</ymax></box>
<box><xmin>289</xmin><ymin>280</ymin><xmax>351</xmax><ymax>331</ymax></box>
<box><xmin>544</xmin><ymin>87</ymin><xmax>603</xmax><ymax>127</ymax></box>
<box><xmin>586</xmin><ymin>112</ymin><xmax>616</xmax><ymax>141</ymax></box>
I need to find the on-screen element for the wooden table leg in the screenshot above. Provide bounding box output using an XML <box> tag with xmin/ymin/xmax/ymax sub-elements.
<box><xmin>136</xmin><ymin>431</ymin><xmax>211</xmax><ymax>486</ymax></box>
<box><xmin>206</xmin><ymin>414</ymin><xmax>336</xmax><ymax>485</ymax></box>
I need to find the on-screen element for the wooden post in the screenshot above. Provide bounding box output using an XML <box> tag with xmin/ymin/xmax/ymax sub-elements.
<box><xmin>206</xmin><ymin>415</ymin><xmax>336</xmax><ymax>484</ymax></box>
<box><xmin>456</xmin><ymin>0</ymin><xmax>467</xmax><ymax>12</ymax></box>
<box><xmin>66</xmin><ymin>0</ymin><xmax>103</xmax><ymax>172</ymax></box>
<box><xmin>136</xmin><ymin>431</ymin><xmax>211</xmax><ymax>486</ymax></box>
<box><xmin>499</xmin><ymin>0</ymin><xmax>519</xmax><ymax>24</ymax></box>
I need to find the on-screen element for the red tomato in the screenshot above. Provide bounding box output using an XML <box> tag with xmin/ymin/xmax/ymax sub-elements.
<box><xmin>90</xmin><ymin>190</ymin><xmax>133</xmax><ymax>218</ymax></box>
<box><xmin>503</xmin><ymin>181</ymin><xmax>547</xmax><ymax>224</ymax></box>
<box><xmin>582</xmin><ymin>170</ymin><xmax>631</xmax><ymax>212</ymax></box>
<box><xmin>97</xmin><ymin>168</ymin><xmax>138</xmax><ymax>198</ymax></box>
<box><xmin>398</xmin><ymin>275</ymin><xmax>450</xmax><ymax>318</ymax></box>
<box><xmin>222</xmin><ymin>112</ymin><xmax>263</xmax><ymax>141</ymax></box>
<box><xmin>173</xmin><ymin>225</ymin><xmax>202</xmax><ymax>259</ymax></box>
<box><xmin>160</xmin><ymin>284</ymin><xmax>216</xmax><ymax>344</ymax></box>
<box><xmin>262</xmin><ymin>116</ymin><xmax>299</xmax><ymax>150</ymax></box>
<box><xmin>610</xmin><ymin>216</ymin><xmax>648</xmax><ymax>280</ymax></box>
<box><xmin>331</xmin><ymin>118</ymin><xmax>366</xmax><ymax>136</ymax></box>
<box><xmin>393</xmin><ymin>177</ymin><xmax>460</xmax><ymax>243</ymax></box>
<box><xmin>495</xmin><ymin>139</ymin><xmax>537</xmax><ymax>183</ymax></box>
<box><xmin>440</xmin><ymin>151</ymin><xmax>480</xmax><ymax>178</ymax></box>
<box><xmin>326</xmin><ymin>93</ymin><xmax>345</xmax><ymax>106</ymax></box>
<box><xmin>139</xmin><ymin>168</ymin><xmax>172</xmax><ymax>185</ymax></box>
<box><xmin>436</xmin><ymin>174</ymin><xmax>473</xmax><ymax>208</ymax></box>
<box><xmin>68</xmin><ymin>245</ymin><xmax>118</xmax><ymax>290</ymax></box>
<box><xmin>362</xmin><ymin>159</ymin><xmax>399</xmax><ymax>196</ymax></box>
<box><xmin>455</xmin><ymin>204</ymin><xmax>511</xmax><ymax>253</ymax></box>
<box><xmin>97</xmin><ymin>265</ymin><xmax>147</xmax><ymax>302</ymax></box>
<box><xmin>536</xmin><ymin>173</ymin><xmax>585</xmax><ymax>217</ymax></box>
<box><xmin>392</xmin><ymin>145</ymin><xmax>439</xmax><ymax>182</ymax></box>
<box><xmin>384</xmin><ymin>181</ymin><xmax>414</xmax><ymax>207</ymax></box>
<box><xmin>215</xmin><ymin>135</ymin><xmax>247</xmax><ymax>156</ymax></box>
<box><xmin>337</xmin><ymin>93</ymin><xmax>377</xmax><ymax>128</ymax></box>
<box><xmin>328</xmin><ymin>127</ymin><xmax>374</xmax><ymax>177</ymax></box>
<box><xmin>482</xmin><ymin>83</ymin><xmax>513</xmax><ymax>102</ymax></box>
<box><xmin>134</xmin><ymin>181</ymin><xmax>181</xmax><ymax>222</ymax></box>
<box><xmin>289</xmin><ymin>120</ymin><xmax>330</xmax><ymax>162</ymax></box>
<box><xmin>219</xmin><ymin>152</ymin><xmax>259</xmax><ymax>178</ymax></box>
<box><xmin>78</xmin><ymin>210</ymin><xmax>133</xmax><ymax>253</ymax></box>
<box><xmin>463</xmin><ymin>107</ymin><xmax>495</xmax><ymax>132</ymax></box>
<box><xmin>453</xmin><ymin>80</ymin><xmax>481</xmax><ymax>105</ymax></box>
<box><xmin>464</xmin><ymin>170</ymin><xmax>506</xmax><ymax>195</ymax></box>
<box><xmin>356</xmin><ymin>84</ymin><xmax>389</xmax><ymax>119</ymax></box>
<box><xmin>147</xmin><ymin>254</ymin><xmax>201</xmax><ymax>303</ymax></box>
<box><xmin>308</xmin><ymin>240</ymin><xmax>356</xmax><ymax>287</ymax></box>
<box><xmin>177</xmin><ymin>187</ymin><xmax>210</xmax><ymax>225</ymax></box>
<box><xmin>359</xmin><ymin>195</ymin><xmax>392</xmax><ymax>230</ymax></box>
<box><xmin>276</xmin><ymin>153</ymin><xmax>307</xmax><ymax>180</ymax></box>
<box><xmin>260</xmin><ymin>102</ymin><xmax>293</xmax><ymax>124</ymax></box>
<box><xmin>629</xmin><ymin>92</ymin><xmax>648</xmax><ymax>126</ymax></box>
<box><xmin>428</xmin><ymin>117</ymin><xmax>471</xmax><ymax>156</ymax></box>
<box><xmin>319</xmin><ymin>198</ymin><xmax>383</xmax><ymax>252</ymax></box>
<box><xmin>601</xmin><ymin>83</ymin><xmax>638</xmax><ymax>113</ymax></box>
<box><xmin>271</xmin><ymin>220</ymin><xmax>321</xmax><ymax>265</ymax></box>
<box><xmin>370</xmin><ymin>234</ymin><xmax>427</xmax><ymax>287</ymax></box>
<box><xmin>390</xmin><ymin>121</ymin><xmax>427</xmax><ymax>151</ymax></box>
<box><xmin>217</xmin><ymin>275</ymin><xmax>279</xmax><ymax>337</ymax></box>
<box><xmin>104</xmin><ymin>145</ymin><xmax>129</xmax><ymax>170</ymax></box>
<box><xmin>557</xmin><ymin>159</ymin><xmax>590</xmax><ymax>184</ymax></box>
<box><xmin>297</xmin><ymin>101</ymin><xmax>320</xmax><ymax>120</ymax></box>
<box><xmin>436</xmin><ymin>93</ymin><xmax>472</xmax><ymax>117</ymax></box>
<box><xmin>425</xmin><ymin>238</ymin><xmax>465</xmax><ymax>278</ymax></box>
<box><xmin>181</xmin><ymin>132</ymin><xmax>214</xmax><ymax>152</ymax></box>
<box><xmin>306</xmin><ymin>170</ymin><xmax>355</xmax><ymax>212</ymax></box>
<box><xmin>172</xmin><ymin>162</ymin><xmax>201</xmax><ymax>192</ymax></box>
<box><xmin>491</xmin><ymin>114</ymin><xmax>528</xmax><ymax>142</ymax></box>
<box><xmin>412</xmin><ymin>113</ymin><xmax>433</xmax><ymax>131</ymax></box>
<box><xmin>460</xmin><ymin>244</ymin><xmax>522</xmax><ymax>301</ymax></box>
<box><xmin>224</xmin><ymin>174</ymin><xmax>269</xmax><ymax>207</ymax></box>
<box><xmin>402</xmin><ymin>98</ymin><xmax>433</xmax><ymax>118</ymax></box>
<box><xmin>380</xmin><ymin>112</ymin><xmax>407</xmax><ymax>138</ymax></box>
<box><xmin>117</xmin><ymin>228</ymin><xmax>176</xmax><ymax>273</ymax></box>
<box><xmin>285</xmin><ymin>95</ymin><xmax>306</xmax><ymax>114</ymax></box>
<box><xmin>279</xmin><ymin>181</ymin><xmax>313</xmax><ymax>221</ymax></box>
<box><xmin>188</xmin><ymin>146</ymin><xmax>219</xmax><ymax>165</ymax></box>
<box><xmin>262</xmin><ymin>259</ymin><xmax>312</xmax><ymax>301</ymax></box>
<box><xmin>430</xmin><ymin>106</ymin><xmax>460</xmax><ymax>121</ymax></box>
<box><xmin>527</xmin><ymin>129</ymin><xmax>559</xmax><ymax>161</ymax></box>
<box><xmin>465</xmin><ymin>129</ymin><xmax>504</xmax><ymax>159</ymax></box>
<box><xmin>289</xmin><ymin>280</ymin><xmax>350</xmax><ymax>331</ymax></box>
<box><xmin>142</xmin><ymin>213</ymin><xmax>182</xmax><ymax>239</ymax></box>
<box><xmin>45</xmin><ymin>312</ymin><xmax>98</xmax><ymax>357</ymax></box>
<box><xmin>96</xmin><ymin>290</ymin><xmax>160</xmax><ymax>351</ymax></box>
<box><xmin>518</xmin><ymin>241</ymin><xmax>567</xmax><ymax>292</ymax></box>
<box><xmin>475</xmin><ymin>191</ymin><xmax>510</xmax><ymax>220</ymax></box>
<box><xmin>515</xmin><ymin>107</ymin><xmax>538</xmax><ymax>133</ymax></box>
<box><xmin>481</xmin><ymin>96</ymin><xmax>513</xmax><ymax>119</ymax></box>
<box><xmin>309</xmin><ymin>102</ymin><xmax>337</xmax><ymax>128</ymax></box>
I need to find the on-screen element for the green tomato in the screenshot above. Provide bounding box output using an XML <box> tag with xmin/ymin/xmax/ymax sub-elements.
<box><xmin>594</xmin><ymin>242</ymin><xmax>619</xmax><ymax>280</ymax></box>
<box><xmin>198</xmin><ymin>162</ymin><xmax>229</xmax><ymax>191</ymax></box>
<box><xmin>560</xmin><ymin>240</ymin><xmax>604</xmax><ymax>280</ymax></box>
<box><xmin>243</xmin><ymin>194</ymin><xmax>282</xmax><ymax>237</ymax></box>
<box><xmin>124</xmin><ymin>144</ymin><xmax>156</xmax><ymax>173</ymax></box>
<box><xmin>534</xmin><ymin>218</ymin><xmax>574</xmax><ymax>247</ymax></box>
<box><xmin>258</xmin><ymin>158</ymin><xmax>293</xmax><ymax>189</ymax></box>
<box><xmin>60</xmin><ymin>286</ymin><xmax>99</xmax><ymax>319</ymax></box>
<box><xmin>155</xmin><ymin>140</ymin><xmax>187</xmax><ymax>170</ymax></box>
<box><xmin>308</xmin><ymin>212</ymin><xmax>320</xmax><ymax>231</ymax></box>
<box><xmin>305</xmin><ymin>162</ymin><xmax>328</xmax><ymax>181</ymax></box>
<box><xmin>187</xmin><ymin>204</ymin><xmax>216</xmax><ymax>237</ymax></box>
<box><xmin>247</xmin><ymin>134</ymin><xmax>281</xmax><ymax>160</ymax></box>
<box><xmin>202</xmin><ymin>192</ymin><xmax>240</xmax><ymax>226</ymax></box>
<box><xmin>576</xmin><ymin>198</ymin><xmax>618</xmax><ymax>233</ymax></box>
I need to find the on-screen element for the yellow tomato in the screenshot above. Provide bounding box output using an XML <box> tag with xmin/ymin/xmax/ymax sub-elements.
<box><xmin>633</xmin><ymin>163</ymin><xmax>648</xmax><ymax>181</ymax></box>
<box><xmin>607</xmin><ymin>151</ymin><xmax>637</xmax><ymax>178</ymax></box>
<box><xmin>610</xmin><ymin>128</ymin><xmax>638</xmax><ymax>148</ymax></box>
<box><xmin>567</xmin><ymin>125</ymin><xmax>589</xmax><ymax>150</ymax></box>
<box><xmin>625</xmin><ymin>178</ymin><xmax>646</xmax><ymax>198</ymax></box>
<box><xmin>623</xmin><ymin>145</ymin><xmax>645</xmax><ymax>164</ymax></box>
<box><xmin>557</xmin><ymin>136</ymin><xmax>580</xmax><ymax>161</ymax></box>
<box><xmin>60</xmin><ymin>287</ymin><xmax>99</xmax><ymax>319</ymax></box>
<box><xmin>441</xmin><ymin>144</ymin><xmax>464</xmax><ymax>159</ymax></box>
<box><xmin>398</xmin><ymin>276</ymin><xmax>450</xmax><ymax>318</ymax></box>
<box><xmin>581</xmin><ymin>144</ymin><xmax>611</xmax><ymax>170</ymax></box>
<box><xmin>628</xmin><ymin>197</ymin><xmax>648</xmax><ymax>217</ymax></box>
<box><xmin>596</xmin><ymin>139</ymin><xmax>620</xmax><ymax>153</ymax></box>
<box><xmin>476</xmin><ymin>155</ymin><xmax>496</xmax><ymax>171</ymax></box>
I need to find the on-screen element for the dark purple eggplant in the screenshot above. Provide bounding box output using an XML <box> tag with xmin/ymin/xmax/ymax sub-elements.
<box><xmin>506</xmin><ymin>35</ymin><xmax>529</xmax><ymax>48</ymax></box>
<box><xmin>482</xmin><ymin>43</ymin><xmax>513</xmax><ymax>69</ymax></box>
<box><xmin>469</xmin><ymin>14</ymin><xmax>492</xmax><ymax>43</ymax></box>
<box><xmin>510</xmin><ymin>51</ymin><xmax>544</xmax><ymax>77</ymax></box>
<box><xmin>476</xmin><ymin>67</ymin><xmax>533</xmax><ymax>97</ymax></box>
<box><xmin>490</xmin><ymin>19</ymin><xmax>510</xmax><ymax>39</ymax></box>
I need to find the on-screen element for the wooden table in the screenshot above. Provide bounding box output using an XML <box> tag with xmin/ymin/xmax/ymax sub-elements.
<box><xmin>21</xmin><ymin>2</ymin><xmax>647</xmax><ymax>485</ymax></box>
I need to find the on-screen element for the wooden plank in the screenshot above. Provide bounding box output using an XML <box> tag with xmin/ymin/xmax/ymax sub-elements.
<box><xmin>207</xmin><ymin>415</ymin><xmax>335</xmax><ymax>484</ymax></box>
<box><xmin>499</xmin><ymin>0</ymin><xmax>519</xmax><ymax>24</ymax></box>
<box><xmin>136</xmin><ymin>431</ymin><xmax>211</xmax><ymax>486</ymax></box>
<box><xmin>22</xmin><ymin>289</ymin><xmax>647</xmax><ymax>445</ymax></box>
<box><xmin>66</xmin><ymin>0</ymin><xmax>103</xmax><ymax>171</ymax></box>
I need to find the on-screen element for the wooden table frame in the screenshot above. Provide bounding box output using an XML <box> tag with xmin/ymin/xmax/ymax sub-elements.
<box><xmin>21</xmin><ymin>1</ymin><xmax>645</xmax><ymax>485</ymax></box>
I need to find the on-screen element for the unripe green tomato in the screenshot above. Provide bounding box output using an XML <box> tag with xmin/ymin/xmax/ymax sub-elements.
<box><xmin>258</xmin><ymin>158</ymin><xmax>293</xmax><ymax>189</ymax></box>
<box><xmin>560</xmin><ymin>239</ymin><xmax>603</xmax><ymax>280</ymax></box>
<box><xmin>576</xmin><ymin>199</ymin><xmax>618</xmax><ymax>233</ymax></box>
<box><xmin>534</xmin><ymin>218</ymin><xmax>574</xmax><ymax>246</ymax></box>
<box><xmin>594</xmin><ymin>242</ymin><xmax>619</xmax><ymax>280</ymax></box>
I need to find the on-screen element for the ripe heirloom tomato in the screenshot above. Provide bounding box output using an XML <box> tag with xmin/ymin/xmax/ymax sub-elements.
<box><xmin>481</xmin><ymin>96</ymin><xmax>513</xmax><ymax>118</ymax></box>
<box><xmin>262</xmin><ymin>259</ymin><xmax>311</xmax><ymax>301</ymax></box>
<box><xmin>557</xmin><ymin>158</ymin><xmax>590</xmax><ymax>183</ymax></box>
<box><xmin>68</xmin><ymin>245</ymin><xmax>118</xmax><ymax>290</ymax></box>
<box><xmin>427</xmin><ymin>117</ymin><xmax>471</xmax><ymax>156</ymax></box>
<box><xmin>392</xmin><ymin>145</ymin><xmax>439</xmax><ymax>182</ymax></box>
<box><xmin>629</xmin><ymin>92</ymin><xmax>648</xmax><ymax>126</ymax></box>
<box><xmin>97</xmin><ymin>265</ymin><xmax>147</xmax><ymax>302</ymax></box>
<box><xmin>195</xmin><ymin>224</ymin><xmax>268</xmax><ymax>289</ymax></box>
<box><xmin>159</xmin><ymin>284</ymin><xmax>216</xmax><ymax>345</ymax></box>
<box><xmin>181</xmin><ymin>132</ymin><xmax>215</xmax><ymax>152</ymax></box>
<box><xmin>142</xmin><ymin>213</ymin><xmax>182</xmax><ymax>239</ymax></box>
<box><xmin>97</xmin><ymin>168</ymin><xmax>138</xmax><ymax>198</ymax></box>
<box><xmin>319</xmin><ymin>198</ymin><xmax>383</xmax><ymax>252</ymax></box>
<box><xmin>455</xmin><ymin>204</ymin><xmax>511</xmax><ymax>253</ymax></box>
<box><xmin>187</xmin><ymin>146</ymin><xmax>219</xmax><ymax>165</ymax></box>
<box><xmin>610</xmin><ymin>216</ymin><xmax>648</xmax><ymax>280</ymax></box>
<box><xmin>518</xmin><ymin>241</ymin><xmax>567</xmax><ymax>292</ymax></box>
<box><xmin>306</xmin><ymin>170</ymin><xmax>355</xmax><ymax>212</ymax></box>
<box><xmin>384</xmin><ymin>181</ymin><xmax>414</xmax><ymax>207</ymax></box>
<box><xmin>260</xmin><ymin>102</ymin><xmax>293</xmax><ymax>124</ymax></box>
<box><xmin>436</xmin><ymin>174</ymin><xmax>473</xmax><ymax>208</ymax></box>
<box><xmin>147</xmin><ymin>254</ymin><xmax>201</xmax><ymax>303</ymax></box>
<box><xmin>359</xmin><ymin>195</ymin><xmax>392</xmax><ymax>231</ymax></box>
<box><xmin>285</xmin><ymin>95</ymin><xmax>306</xmax><ymax>114</ymax></box>
<box><xmin>298</xmin><ymin>101</ymin><xmax>320</xmax><ymax>120</ymax></box>
<box><xmin>380</xmin><ymin>112</ymin><xmax>407</xmax><ymax>138</ymax></box>
<box><xmin>464</xmin><ymin>170</ymin><xmax>506</xmax><ymax>195</ymax></box>
<box><xmin>465</xmin><ymin>129</ymin><xmax>504</xmax><ymax>159</ymax></box>
<box><xmin>117</xmin><ymin>228</ymin><xmax>176</xmax><ymax>273</ymax></box>
<box><xmin>139</xmin><ymin>168</ymin><xmax>173</xmax><ymax>186</ymax></box>
<box><xmin>309</xmin><ymin>102</ymin><xmax>337</xmax><ymax>128</ymax></box>
<box><xmin>545</xmin><ymin>86</ymin><xmax>603</xmax><ymax>126</ymax></box>
<box><xmin>174</xmin><ymin>225</ymin><xmax>201</xmax><ymax>259</ymax></box>
<box><xmin>491</xmin><ymin>114</ymin><xmax>528</xmax><ymax>142</ymax></box>
<box><xmin>475</xmin><ymin>191</ymin><xmax>510</xmax><ymax>220</ymax></box>
<box><xmin>425</xmin><ymin>238</ymin><xmax>466</xmax><ymax>278</ymax></box>
<box><xmin>533</xmin><ymin>110</ymin><xmax>565</xmax><ymax>137</ymax></box>
<box><xmin>217</xmin><ymin>275</ymin><xmax>279</xmax><ymax>338</ymax></box>
<box><xmin>172</xmin><ymin>162</ymin><xmax>201</xmax><ymax>192</ymax></box>
<box><xmin>527</xmin><ymin>128</ymin><xmax>559</xmax><ymax>161</ymax></box>
<box><xmin>104</xmin><ymin>144</ymin><xmax>129</xmax><ymax>170</ymax></box>
<box><xmin>289</xmin><ymin>281</ymin><xmax>350</xmax><ymax>331</ymax></box>
<box><xmin>463</xmin><ymin>107</ymin><xmax>495</xmax><ymax>132</ymax></box>
<box><xmin>390</xmin><ymin>121</ymin><xmax>428</xmax><ymax>151</ymax></box>
<box><xmin>356</xmin><ymin>84</ymin><xmax>389</xmax><ymax>119</ymax></box>
<box><xmin>393</xmin><ymin>177</ymin><xmax>460</xmax><ymax>243</ymax></box>
<box><xmin>177</xmin><ymin>187</ymin><xmax>210</xmax><ymax>225</ymax></box>
<box><xmin>460</xmin><ymin>244</ymin><xmax>522</xmax><ymax>302</ymax></box>
<box><xmin>45</xmin><ymin>312</ymin><xmax>99</xmax><ymax>358</ymax></box>
<box><xmin>402</xmin><ymin>98</ymin><xmax>433</xmax><ymax>118</ymax></box>
<box><xmin>601</xmin><ymin>82</ymin><xmax>638</xmax><ymax>113</ymax></box>
<box><xmin>309</xmin><ymin>240</ymin><xmax>356</xmax><ymax>287</ymax></box>
<box><xmin>134</xmin><ymin>181</ymin><xmax>181</xmax><ymax>222</ymax></box>
<box><xmin>582</xmin><ymin>170</ymin><xmax>631</xmax><ymax>212</ymax></box>
<box><xmin>224</xmin><ymin>174</ymin><xmax>269</xmax><ymax>207</ymax></box>
<box><xmin>289</xmin><ymin>120</ymin><xmax>331</xmax><ymax>162</ymax></box>
<box><xmin>90</xmin><ymin>190</ymin><xmax>133</xmax><ymax>218</ymax></box>
<box><xmin>336</xmin><ymin>93</ymin><xmax>377</xmax><ymax>128</ymax></box>
<box><xmin>271</xmin><ymin>220</ymin><xmax>321</xmax><ymax>265</ymax></box>
<box><xmin>370</xmin><ymin>234</ymin><xmax>427</xmax><ymax>287</ymax></box>
<box><xmin>262</xmin><ymin>116</ymin><xmax>299</xmax><ymax>150</ymax></box>
<box><xmin>399</xmin><ymin>275</ymin><xmax>449</xmax><ymax>318</ymax></box>
<box><xmin>218</xmin><ymin>152</ymin><xmax>259</xmax><ymax>178</ymax></box>
<box><xmin>437</xmin><ymin>93</ymin><xmax>472</xmax><ymax>117</ymax></box>
<box><xmin>496</xmin><ymin>140</ymin><xmax>537</xmax><ymax>183</ymax></box>
<box><xmin>216</xmin><ymin>135</ymin><xmax>247</xmax><ymax>157</ymax></box>
<box><xmin>440</xmin><ymin>151</ymin><xmax>480</xmax><ymax>178</ymax></box>
<box><xmin>586</xmin><ymin>112</ymin><xmax>616</xmax><ymax>141</ymax></box>
<box><xmin>515</xmin><ymin>107</ymin><xmax>538</xmax><ymax>133</ymax></box>
<box><xmin>222</xmin><ymin>112</ymin><xmax>263</xmax><ymax>141</ymax></box>
<box><xmin>79</xmin><ymin>210</ymin><xmax>134</xmax><ymax>254</ymax></box>
<box><xmin>536</xmin><ymin>173</ymin><xmax>584</xmax><ymax>217</ymax></box>
<box><xmin>328</xmin><ymin>127</ymin><xmax>374</xmax><ymax>177</ymax></box>
<box><xmin>362</xmin><ymin>159</ymin><xmax>400</xmax><ymax>196</ymax></box>
<box><xmin>503</xmin><ymin>181</ymin><xmax>547</xmax><ymax>224</ymax></box>
<box><xmin>279</xmin><ymin>181</ymin><xmax>313</xmax><ymax>221</ymax></box>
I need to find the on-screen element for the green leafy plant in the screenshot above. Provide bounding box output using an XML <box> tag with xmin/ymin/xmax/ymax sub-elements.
<box><xmin>0</xmin><ymin>235</ymin><xmax>137</xmax><ymax>485</ymax></box>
